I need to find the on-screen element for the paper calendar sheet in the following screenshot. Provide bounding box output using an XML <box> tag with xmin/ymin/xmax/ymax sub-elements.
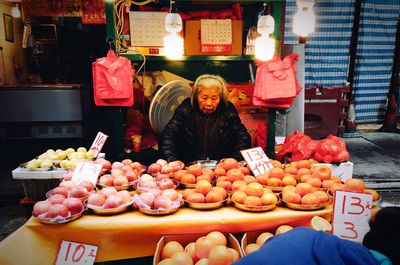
<box><xmin>201</xmin><ymin>19</ymin><xmax>232</xmax><ymax>45</ymax></box>
<box><xmin>129</xmin><ymin>12</ymin><xmax>167</xmax><ymax>47</ymax></box>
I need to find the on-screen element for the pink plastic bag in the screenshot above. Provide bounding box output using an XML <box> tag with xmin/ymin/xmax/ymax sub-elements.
<box><xmin>92</xmin><ymin>50</ymin><xmax>134</xmax><ymax>106</ymax></box>
<box><xmin>253</xmin><ymin>54</ymin><xmax>301</xmax><ymax>109</ymax></box>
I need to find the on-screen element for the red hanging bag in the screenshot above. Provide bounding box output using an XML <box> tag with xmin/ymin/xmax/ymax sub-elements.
<box><xmin>92</xmin><ymin>50</ymin><xmax>135</xmax><ymax>106</ymax></box>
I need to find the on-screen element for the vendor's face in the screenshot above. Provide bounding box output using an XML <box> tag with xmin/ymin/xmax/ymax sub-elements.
<box><xmin>197</xmin><ymin>86</ymin><xmax>221</xmax><ymax>114</ymax></box>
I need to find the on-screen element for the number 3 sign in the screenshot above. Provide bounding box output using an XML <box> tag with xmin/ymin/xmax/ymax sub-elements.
<box><xmin>332</xmin><ymin>190</ymin><xmax>373</xmax><ymax>243</ymax></box>
<box><xmin>55</xmin><ymin>240</ymin><xmax>98</xmax><ymax>265</ymax></box>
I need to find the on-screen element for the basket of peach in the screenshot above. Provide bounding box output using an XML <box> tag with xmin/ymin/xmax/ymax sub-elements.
<box><xmin>183</xmin><ymin>180</ymin><xmax>229</xmax><ymax>210</ymax></box>
<box><xmin>86</xmin><ymin>187</ymin><xmax>134</xmax><ymax>215</ymax></box>
<box><xmin>328</xmin><ymin>178</ymin><xmax>380</xmax><ymax>204</ymax></box>
<box><xmin>230</xmin><ymin>182</ymin><xmax>280</xmax><ymax>212</ymax></box>
<box><xmin>280</xmin><ymin>183</ymin><xmax>331</xmax><ymax>211</ymax></box>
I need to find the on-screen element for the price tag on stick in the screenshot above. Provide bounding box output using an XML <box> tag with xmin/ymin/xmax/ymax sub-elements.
<box><xmin>55</xmin><ymin>240</ymin><xmax>98</xmax><ymax>265</ymax></box>
<box><xmin>240</xmin><ymin>147</ymin><xmax>273</xmax><ymax>176</ymax></box>
<box><xmin>71</xmin><ymin>162</ymin><xmax>102</xmax><ymax>186</ymax></box>
<box><xmin>332</xmin><ymin>190</ymin><xmax>373</xmax><ymax>243</ymax></box>
<box><xmin>89</xmin><ymin>132</ymin><xmax>108</xmax><ymax>157</ymax></box>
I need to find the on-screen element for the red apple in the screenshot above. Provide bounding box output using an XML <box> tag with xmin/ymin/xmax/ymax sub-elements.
<box><xmin>99</xmin><ymin>174</ymin><xmax>114</xmax><ymax>187</ymax></box>
<box><xmin>158</xmin><ymin>178</ymin><xmax>175</xmax><ymax>190</ymax></box>
<box><xmin>125</xmin><ymin>171</ymin><xmax>138</xmax><ymax>182</ymax></box>
<box><xmin>116</xmin><ymin>190</ymin><xmax>132</xmax><ymax>204</ymax></box>
<box><xmin>87</xmin><ymin>193</ymin><xmax>106</xmax><ymax>207</ymax></box>
<box><xmin>148</xmin><ymin>163</ymin><xmax>162</xmax><ymax>174</ymax></box>
<box><xmin>94</xmin><ymin>158</ymin><xmax>112</xmax><ymax>170</ymax></box>
<box><xmin>111</xmin><ymin>162</ymin><xmax>123</xmax><ymax>170</ymax></box>
<box><xmin>154</xmin><ymin>195</ymin><xmax>172</xmax><ymax>209</ymax></box>
<box><xmin>103</xmin><ymin>195</ymin><xmax>123</xmax><ymax>208</ymax></box>
<box><xmin>79</xmin><ymin>180</ymin><xmax>95</xmax><ymax>192</ymax></box>
<box><xmin>47</xmin><ymin>204</ymin><xmax>69</xmax><ymax>218</ymax></box>
<box><xmin>63</xmin><ymin>198</ymin><xmax>84</xmax><ymax>215</ymax></box>
<box><xmin>68</xmin><ymin>186</ymin><xmax>89</xmax><ymax>198</ymax></box>
<box><xmin>51</xmin><ymin>186</ymin><xmax>69</xmax><ymax>197</ymax></box>
<box><xmin>162</xmin><ymin>189</ymin><xmax>179</xmax><ymax>201</ymax></box>
<box><xmin>100</xmin><ymin>186</ymin><xmax>118</xmax><ymax>197</ymax></box>
<box><xmin>59</xmin><ymin>180</ymin><xmax>76</xmax><ymax>190</ymax></box>
<box><xmin>49</xmin><ymin>194</ymin><xmax>66</xmax><ymax>204</ymax></box>
<box><xmin>139</xmin><ymin>192</ymin><xmax>155</xmax><ymax>207</ymax></box>
<box><xmin>113</xmin><ymin>175</ymin><xmax>129</xmax><ymax>187</ymax></box>
<box><xmin>33</xmin><ymin>200</ymin><xmax>52</xmax><ymax>216</ymax></box>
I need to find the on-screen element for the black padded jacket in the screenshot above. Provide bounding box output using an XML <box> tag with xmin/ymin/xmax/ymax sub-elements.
<box><xmin>159</xmin><ymin>98</ymin><xmax>251</xmax><ymax>164</ymax></box>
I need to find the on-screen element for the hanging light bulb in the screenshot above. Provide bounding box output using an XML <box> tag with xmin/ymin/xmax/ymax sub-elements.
<box><xmin>254</xmin><ymin>14</ymin><xmax>275</xmax><ymax>61</ymax></box>
<box><xmin>164</xmin><ymin>1</ymin><xmax>184</xmax><ymax>59</ymax></box>
<box><xmin>11</xmin><ymin>3</ymin><xmax>21</xmax><ymax>18</ymax></box>
<box><xmin>293</xmin><ymin>0</ymin><xmax>316</xmax><ymax>37</ymax></box>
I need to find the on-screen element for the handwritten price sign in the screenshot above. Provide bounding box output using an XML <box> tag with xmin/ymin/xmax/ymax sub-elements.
<box><xmin>71</xmin><ymin>162</ymin><xmax>102</xmax><ymax>186</ymax></box>
<box><xmin>240</xmin><ymin>147</ymin><xmax>273</xmax><ymax>176</ymax></box>
<box><xmin>332</xmin><ymin>190</ymin><xmax>373</xmax><ymax>243</ymax></box>
<box><xmin>89</xmin><ymin>132</ymin><xmax>108</xmax><ymax>157</ymax></box>
<box><xmin>55</xmin><ymin>240</ymin><xmax>98</xmax><ymax>265</ymax></box>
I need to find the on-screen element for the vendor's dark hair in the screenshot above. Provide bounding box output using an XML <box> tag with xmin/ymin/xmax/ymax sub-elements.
<box><xmin>363</xmin><ymin>206</ymin><xmax>400</xmax><ymax>265</ymax></box>
<box><xmin>191</xmin><ymin>74</ymin><xmax>229</xmax><ymax>107</ymax></box>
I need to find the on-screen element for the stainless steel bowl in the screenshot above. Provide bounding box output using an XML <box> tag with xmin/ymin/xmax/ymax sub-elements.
<box><xmin>184</xmin><ymin>198</ymin><xmax>228</xmax><ymax>210</ymax></box>
<box><xmin>187</xmin><ymin>160</ymin><xmax>218</xmax><ymax>169</ymax></box>
<box><xmin>35</xmin><ymin>209</ymin><xmax>85</xmax><ymax>224</ymax></box>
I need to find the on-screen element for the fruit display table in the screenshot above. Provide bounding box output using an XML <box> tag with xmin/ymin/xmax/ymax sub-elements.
<box><xmin>0</xmin><ymin>205</ymin><xmax>332</xmax><ymax>265</ymax></box>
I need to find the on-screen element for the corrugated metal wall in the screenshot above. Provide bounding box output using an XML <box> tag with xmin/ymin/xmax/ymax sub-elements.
<box><xmin>284</xmin><ymin>0</ymin><xmax>400</xmax><ymax>123</ymax></box>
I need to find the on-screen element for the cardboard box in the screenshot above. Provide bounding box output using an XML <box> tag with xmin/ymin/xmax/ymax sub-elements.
<box><xmin>184</xmin><ymin>20</ymin><xmax>243</xmax><ymax>56</ymax></box>
<box><xmin>153</xmin><ymin>233</ymin><xmax>242</xmax><ymax>265</ymax></box>
<box><xmin>315</xmin><ymin>161</ymin><xmax>353</xmax><ymax>182</ymax></box>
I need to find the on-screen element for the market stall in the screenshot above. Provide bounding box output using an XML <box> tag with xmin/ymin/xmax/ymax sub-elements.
<box><xmin>0</xmin><ymin>205</ymin><xmax>332</xmax><ymax>264</ymax></box>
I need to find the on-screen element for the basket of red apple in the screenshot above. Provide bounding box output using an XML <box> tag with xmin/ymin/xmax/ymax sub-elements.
<box><xmin>230</xmin><ymin>183</ymin><xmax>280</xmax><ymax>212</ymax></box>
<box><xmin>32</xmin><ymin>196</ymin><xmax>86</xmax><ymax>224</ymax></box>
<box><xmin>182</xmin><ymin>180</ymin><xmax>229</xmax><ymax>210</ymax></box>
<box><xmin>147</xmin><ymin>159</ymin><xmax>185</xmax><ymax>179</ymax></box>
<box><xmin>280</xmin><ymin>183</ymin><xmax>331</xmax><ymax>211</ymax></box>
<box><xmin>133</xmin><ymin>174</ymin><xmax>178</xmax><ymax>193</ymax></box>
<box><xmin>133</xmin><ymin>188</ymin><xmax>182</xmax><ymax>215</ymax></box>
<box><xmin>97</xmin><ymin>159</ymin><xmax>145</xmax><ymax>190</ymax></box>
<box><xmin>86</xmin><ymin>187</ymin><xmax>134</xmax><ymax>215</ymax></box>
<box><xmin>46</xmin><ymin>179</ymin><xmax>96</xmax><ymax>202</ymax></box>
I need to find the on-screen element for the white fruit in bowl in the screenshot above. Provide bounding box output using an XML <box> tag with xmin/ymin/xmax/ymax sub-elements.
<box><xmin>101</xmin><ymin>186</ymin><xmax>118</xmax><ymax>197</ymax></box>
<box><xmin>116</xmin><ymin>190</ymin><xmax>132</xmax><ymax>203</ymax></box>
<box><xmin>139</xmin><ymin>192</ymin><xmax>155</xmax><ymax>207</ymax></box>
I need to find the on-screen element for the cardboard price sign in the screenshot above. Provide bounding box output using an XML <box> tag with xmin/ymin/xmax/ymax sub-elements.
<box><xmin>240</xmin><ymin>147</ymin><xmax>273</xmax><ymax>176</ymax></box>
<box><xmin>71</xmin><ymin>162</ymin><xmax>102</xmax><ymax>186</ymax></box>
<box><xmin>55</xmin><ymin>240</ymin><xmax>98</xmax><ymax>265</ymax></box>
<box><xmin>89</xmin><ymin>132</ymin><xmax>108</xmax><ymax>157</ymax></box>
<box><xmin>332</xmin><ymin>190</ymin><xmax>373</xmax><ymax>243</ymax></box>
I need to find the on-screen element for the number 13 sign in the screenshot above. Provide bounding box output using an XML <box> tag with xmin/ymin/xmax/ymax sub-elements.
<box><xmin>240</xmin><ymin>147</ymin><xmax>273</xmax><ymax>176</ymax></box>
<box><xmin>332</xmin><ymin>190</ymin><xmax>373</xmax><ymax>243</ymax></box>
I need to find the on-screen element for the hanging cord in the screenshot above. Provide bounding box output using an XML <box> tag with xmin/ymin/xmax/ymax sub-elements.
<box><xmin>113</xmin><ymin>0</ymin><xmax>147</xmax><ymax>76</ymax></box>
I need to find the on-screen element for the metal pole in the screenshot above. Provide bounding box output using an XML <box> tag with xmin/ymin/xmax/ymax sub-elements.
<box><xmin>380</xmin><ymin>15</ymin><xmax>400</xmax><ymax>133</ymax></box>
<box><xmin>343</xmin><ymin>0</ymin><xmax>362</xmax><ymax>137</ymax></box>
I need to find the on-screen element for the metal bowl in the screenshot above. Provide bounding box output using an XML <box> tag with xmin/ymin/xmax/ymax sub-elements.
<box><xmin>232</xmin><ymin>195</ymin><xmax>280</xmax><ymax>212</ymax></box>
<box><xmin>35</xmin><ymin>209</ymin><xmax>86</xmax><ymax>224</ymax></box>
<box><xmin>282</xmin><ymin>197</ymin><xmax>332</xmax><ymax>211</ymax></box>
<box><xmin>137</xmin><ymin>201</ymin><xmax>183</xmax><ymax>216</ymax></box>
<box><xmin>264</xmin><ymin>185</ymin><xmax>283</xmax><ymax>193</ymax></box>
<box><xmin>19</xmin><ymin>163</ymin><xmax>52</xmax><ymax>171</ymax></box>
<box><xmin>86</xmin><ymin>200</ymin><xmax>134</xmax><ymax>215</ymax></box>
<box><xmin>184</xmin><ymin>198</ymin><xmax>228</xmax><ymax>210</ymax></box>
<box><xmin>187</xmin><ymin>160</ymin><xmax>218</xmax><ymax>169</ymax></box>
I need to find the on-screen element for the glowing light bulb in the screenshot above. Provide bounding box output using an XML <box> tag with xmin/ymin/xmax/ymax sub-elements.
<box><xmin>293</xmin><ymin>0</ymin><xmax>316</xmax><ymax>37</ymax></box>
<box><xmin>11</xmin><ymin>4</ymin><xmax>21</xmax><ymax>18</ymax></box>
<box><xmin>164</xmin><ymin>33</ymin><xmax>184</xmax><ymax>60</ymax></box>
<box><xmin>254</xmin><ymin>14</ymin><xmax>275</xmax><ymax>61</ymax></box>
<box><xmin>255</xmin><ymin>35</ymin><xmax>275</xmax><ymax>61</ymax></box>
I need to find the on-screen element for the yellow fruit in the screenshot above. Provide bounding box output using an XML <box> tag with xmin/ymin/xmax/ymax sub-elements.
<box><xmin>310</xmin><ymin>216</ymin><xmax>332</xmax><ymax>232</ymax></box>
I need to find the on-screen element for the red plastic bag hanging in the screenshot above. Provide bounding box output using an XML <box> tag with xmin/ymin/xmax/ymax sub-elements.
<box><xmin>92</xmin><ymin>50</ymin><xmax>135</xmax><ymax>106</ymax></box>
<box><xmin>253</xmin><ymin>54</ymin><xmax>301</xmax><ymax>109</ymax></box>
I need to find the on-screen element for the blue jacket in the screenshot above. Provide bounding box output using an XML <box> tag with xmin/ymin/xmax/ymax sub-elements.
<box><xmin>234</xmin><ymin>227</ymin><xmax>383</xmax><ymax>265</ymax></box>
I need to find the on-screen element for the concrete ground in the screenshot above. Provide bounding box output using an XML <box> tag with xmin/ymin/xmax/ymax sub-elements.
<box><xmin>0</xmin><ymin>131</ymin><xmax>399</xmax><ymax>243</ymax></box>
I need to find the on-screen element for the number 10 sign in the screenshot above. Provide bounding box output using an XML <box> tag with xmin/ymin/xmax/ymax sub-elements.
<box><xmin>332</xmin><ymin>190</ymin><xmax>373</xmax><ymax>243</ymax></box>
